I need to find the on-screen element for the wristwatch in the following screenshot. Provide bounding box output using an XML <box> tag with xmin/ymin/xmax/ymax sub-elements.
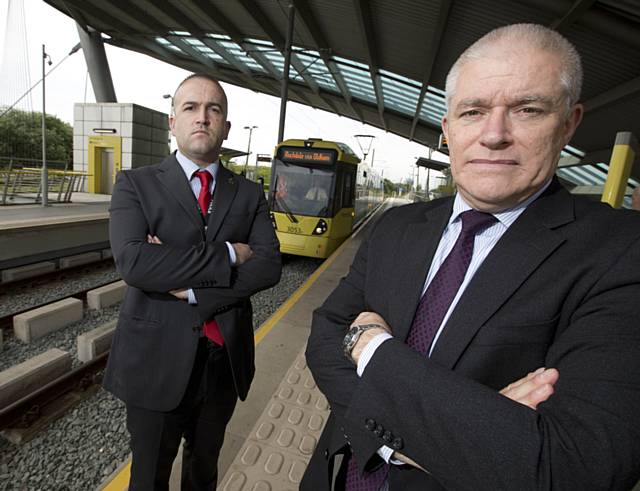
<box><xmin>343</xmin><ymin>323</ymin><xmax>384</xmax><ymax>364</ymax></box>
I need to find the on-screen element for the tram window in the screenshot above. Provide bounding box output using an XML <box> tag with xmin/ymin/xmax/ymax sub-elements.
<box><xmin>342</xmin><ymin>170</ymin><xmax>355</xmax><ymax>207</ymax></box>
<box><xmin>272</xmin><ymin>160</ymin><xmax>334</xmax><ymax>217</ymax></box>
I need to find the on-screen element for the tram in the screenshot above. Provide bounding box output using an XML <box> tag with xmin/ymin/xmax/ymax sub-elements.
<box><xmin>269</xmin><ymin>138</ymin><xmax>384</xmax><ymax>258</ymax></box>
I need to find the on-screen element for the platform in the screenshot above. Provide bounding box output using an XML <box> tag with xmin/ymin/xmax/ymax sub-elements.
<box><xmin>0</xmin><ymin>192</ymin><xmax>111</xmax><ymax>228</ymax></box>
<box><xmin>0</xmin><ymin>193</ymin><xmax>111</xmax><ymax>271</ymax></box>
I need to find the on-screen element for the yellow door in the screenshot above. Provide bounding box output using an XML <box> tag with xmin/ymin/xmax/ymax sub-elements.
<box><xmin>88</xmin><ymin>135</ymin><xmax>122</xmax><ymax>194</ymax></box>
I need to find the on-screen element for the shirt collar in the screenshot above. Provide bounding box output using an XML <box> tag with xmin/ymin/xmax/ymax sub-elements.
<box><xmin>175</xmin><ymin>150</ymin><xmax>219</xmax><ymax>181</ymax></box>
<box><xmin>450</xmin><ymin>178</ymin><xmax>553</xmax><ymax>229</ymax></box>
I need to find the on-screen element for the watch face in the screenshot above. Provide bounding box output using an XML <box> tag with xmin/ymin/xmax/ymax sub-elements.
<box><xmin>343</xmin><ymin>326</ymin><xmax>358</xmax><ymax>348</ymax></box>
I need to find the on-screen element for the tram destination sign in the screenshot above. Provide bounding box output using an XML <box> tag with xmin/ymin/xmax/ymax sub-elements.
<box><xmin>280</xmin><ymin>147</ymin><xmax>336</xmax><ymax>165</ymax></box>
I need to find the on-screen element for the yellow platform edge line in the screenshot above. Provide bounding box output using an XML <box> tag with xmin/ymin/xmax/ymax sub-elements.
<box><xmin>254</xmin><ymin>200</ymin><xmax>385</xmax><ymax>344</ymax></box>
<box><xmin>101</xmin><ymin>201</ymin><xmax>387</xmax><ymax>491</ymax></box>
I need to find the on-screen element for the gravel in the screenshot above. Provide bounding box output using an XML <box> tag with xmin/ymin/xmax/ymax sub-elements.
<box><xmin>0</xmin><ymin>262</ymin><xmax>120</xmax><ymax>318</ymax></box>
<box><xmin>0</xmin><ymin>255</ymin><xmax>320</xmax><ymax>491</ymax></box>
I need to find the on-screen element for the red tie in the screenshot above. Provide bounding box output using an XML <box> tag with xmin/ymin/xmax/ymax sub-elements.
<box><xmin>195</xmin><ymin>170</ymin><xmax>224</xmax><ymax>346</ymax></box>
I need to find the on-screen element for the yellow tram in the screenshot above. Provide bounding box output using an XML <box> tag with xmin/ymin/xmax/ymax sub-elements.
<box><xmin>269</xmin><ymin>138</ymin><xmax>384</xmax><ymax>258</ymax></box>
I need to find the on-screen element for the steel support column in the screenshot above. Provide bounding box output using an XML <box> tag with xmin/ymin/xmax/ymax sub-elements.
<box><xmin>76</xmin><ymin>24</ymin><xmax>117</xmax><ymax>102</ymax></box>
<box><xmin>278</xmin><ymin>4</ymin><xmax>295</xmax><ymax>144</ymax></box>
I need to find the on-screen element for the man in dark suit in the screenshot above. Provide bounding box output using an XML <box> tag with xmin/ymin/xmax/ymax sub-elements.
<box><xmin>105</xmin><ymin>73</ymin><xmax>281</xmax><ymax>490</ymax></box>
<box><xmin>302</xmin><ymin>24</ymin><xmax>640</xmax><ymax>490</ymax></box>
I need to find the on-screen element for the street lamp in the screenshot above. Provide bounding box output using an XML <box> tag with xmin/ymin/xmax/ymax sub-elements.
<box><xmin>244</xmin><ymin>125</ymin><xmax>258</xmax><ymax>175</ymax></box>
<box><xmin>354</xmin><ymin>134</ymin><xmax>375</xmax><ymax>163</ymax></box>
<box><xmin>162</xmin><ymin>94</ymin><xmax>173</xmax><ymax>150</ymax></box>
<box><xmin>162</xmin><ymin>93</ymin><xmax>173</xmax><ymax>114</ymax></box>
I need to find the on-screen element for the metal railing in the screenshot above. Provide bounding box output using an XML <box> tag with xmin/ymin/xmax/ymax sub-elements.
<box><xmin>0</xmin><ymin>161</ymin><xmax>87</xmax><ymax>205</ymax></box>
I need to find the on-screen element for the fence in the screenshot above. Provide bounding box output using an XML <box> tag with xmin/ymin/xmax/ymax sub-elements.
<box><xmin>0</xmin><ymin>161</ymin><xmax>87</xmax><ymax>205</ymax></box>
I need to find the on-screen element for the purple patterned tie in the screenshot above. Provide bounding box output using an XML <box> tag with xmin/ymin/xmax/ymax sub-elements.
<box><xmin>344</xmin><ymin>209</ymin><xmax>496</xmax><ymax>491</ymax></box>
<box><xmin>406</xmin><ymin>209</ymin><xmax>497</xmax><ymax>355</ymax></box>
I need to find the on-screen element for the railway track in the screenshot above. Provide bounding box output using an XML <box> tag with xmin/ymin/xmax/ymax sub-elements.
<box><xmin>0</xmin><ymin>278</ymin><xmax>120</xmax><ymax>333</ymax></box>
<box><xmin>0</xmin><ymin>257</ymin><xmax>114</xmax><ymax>293</ymax></box>
<box><xmin>0</xmin><ymin>352</ymin><xmax>108</xmax><ymax>440</ymax></box>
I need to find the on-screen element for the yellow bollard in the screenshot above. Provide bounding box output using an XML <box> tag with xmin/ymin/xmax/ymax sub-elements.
<box><xmin>601</xmin><ymin>131</ymin><xmax>638</xmax><ymax>209</ymax></box>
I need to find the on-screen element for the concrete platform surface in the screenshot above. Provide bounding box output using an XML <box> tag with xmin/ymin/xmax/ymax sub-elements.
<box><xmin>0</xmin><ymin>192</ymin><xmax>111</xmax><ymax>229</ymax></box>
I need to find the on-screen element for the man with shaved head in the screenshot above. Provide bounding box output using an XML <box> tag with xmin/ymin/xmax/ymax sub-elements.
<box><xmin>303</xmin><ymin>24</ymin><xmax>640</xmax><ymax>490</ymax></box>
<box><xmin>105</xmin><ymin>73</ymin><xmax>281</xmax><ymax>490</ymax></box>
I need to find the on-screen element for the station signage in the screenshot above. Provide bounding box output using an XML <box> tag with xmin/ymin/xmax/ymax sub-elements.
<box><xmin>280</xmin><ymin>148</ymin><xmax>336</xmax><ymax>165</ymax></box>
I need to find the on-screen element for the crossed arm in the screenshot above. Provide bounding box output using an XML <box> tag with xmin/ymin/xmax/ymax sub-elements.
<box><xmin>147</xmin><ymin>234</ymin><xmax>253</xmax><ymax>300</ymax></box>
<box><xmin>306</xmin><ymin>217</ymin><xmax>640</xmax><ymax>489</ymax></box>
<box><xmin>348</xmin><ymin>311</ymin><xmax>559</xmax><ymax>471</ymax></box>
<box><xmin>110</xmin><ymin>171</ymin><xmax>281</xmax><ymax>316</ymax></box>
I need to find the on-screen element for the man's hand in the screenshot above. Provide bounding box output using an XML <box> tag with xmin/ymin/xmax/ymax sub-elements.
<box><xmin>500</xmin><ymin>367</ymin><xmax>559</xmax><ymax>410</ymax></box>
<box><xmin>169</xmin><ymin>289</ymin><xmax>189</xmax><ymax>300</ymax></box>
<box><xmin>389</xmin><ymin>368</ymin><xmax>559</xmax><ymax>472</ymax></box>
<box><xmin>393</xmin><ymin>452</ymin><xmax>428</xmax><ymax>473</ymax></box>
<box><xmin>350</xmin><ymin>311</ymin><xmax>391</xmax><ymax>364</ymax></box>
<box><xmin>232</xmin><ymin>242</ymin><xmax>253</xmax><ymax>265</ymax></box>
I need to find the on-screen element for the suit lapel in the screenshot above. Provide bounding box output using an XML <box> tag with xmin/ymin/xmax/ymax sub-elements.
<box><xmin>390</xmin><ymin>199</ymin><xmax>453</xmax><ymax>340</ymax></box>
<box><xmin>155</xmin><ymin>154</ymin><xmax>203</xmax><ymax>231</ymax></box>
<box><xmin>430</xmin><ymin>182</ymin><xmax>575</xmax><ymax>369</ymax></box>
<box><xmin>206</xmin><ymin>164</ymin><xmax>238</xmax><ymax>240</ymax></box>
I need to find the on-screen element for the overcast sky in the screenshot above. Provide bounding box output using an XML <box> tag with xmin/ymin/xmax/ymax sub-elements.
<box><xmin>0</xmin><ymin>0</ymin><xmax>448</xmax><ymax>184</ymax></box>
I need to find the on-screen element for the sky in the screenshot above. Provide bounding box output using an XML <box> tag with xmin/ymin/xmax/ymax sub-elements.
<box><xmin>0</xmin><ymin>0</ymin><xmax>447</xmax><ymax>185</ymax></box>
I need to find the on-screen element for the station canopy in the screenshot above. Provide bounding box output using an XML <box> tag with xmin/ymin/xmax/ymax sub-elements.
<box><xmin>45</xmin><ymin>0</ymin><xmax>639</xmax><ymax>183</ymax></box>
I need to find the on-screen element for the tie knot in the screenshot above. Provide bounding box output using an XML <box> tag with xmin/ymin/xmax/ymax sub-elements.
<box><xmin>459</xmin><ymin>209</ymin><xmax>497</xmax><ymax>236</ymax></box>
<box><xmin>195</xmin><ymin>169</ymin><xmax>212</xmax><ymax>187</ymax></box>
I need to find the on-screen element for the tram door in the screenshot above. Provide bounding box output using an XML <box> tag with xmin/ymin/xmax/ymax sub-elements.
<box><xmin>88</xmin><ymin>135</ymin><xmax>122</xmax><ymax>194</ymax></box>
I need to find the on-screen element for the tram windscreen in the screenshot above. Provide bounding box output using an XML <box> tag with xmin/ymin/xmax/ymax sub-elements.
<box><xmin>272</xmin><ymin>159</ymin><xmax>335</xmax><ymax>217</ymax></box>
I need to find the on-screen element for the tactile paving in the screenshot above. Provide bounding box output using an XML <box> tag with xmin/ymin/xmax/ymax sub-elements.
<box><xmin>219</xmin><ymin>347</ymin><xmax>329</xmax><ymax>490</ymax></box>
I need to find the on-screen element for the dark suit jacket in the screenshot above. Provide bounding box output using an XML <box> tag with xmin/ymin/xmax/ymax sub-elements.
<box><xmin>104</xmin><ymin>154</ymin><xmax>281</xmax><ymax>411</ymax></box>
<box><xmin>303</xmin><ymin>180</ymin><xmax>640</xmax><ymax>490</ymax></box>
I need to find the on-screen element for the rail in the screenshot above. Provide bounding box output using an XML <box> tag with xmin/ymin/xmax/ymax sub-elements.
<box><xmin>0</xmin><ymin>351</ymin><xmax>108</xmax><ymax>432</ymax></box>
<box><xmin>0</xmin><ymin>163</ymin><xmax>87</xmax><ymax>205</ymax></box>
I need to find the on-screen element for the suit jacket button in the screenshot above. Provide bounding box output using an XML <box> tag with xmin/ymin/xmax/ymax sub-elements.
<box><xmin>392</xmin><ymin>437</ymin><xmax>404</xmax><ymax>450</ymax></box>
<box><xmin>373</xmin><ymin>424</ymin><xmax>384</xmax><ymax>437</ymax></box>
<box><xmin>382</xmin><ymin>430</ymin><xmax>393</xmax><ymax>443</ymax></box>
<box><xmin>192</xmin><ymin>325</ymin><xmax>199</xmax><ymax>332</ymax></box>
<box><xmin>365</xmin><ymin>418</ymin><xmax>376</xmax><ymax>431</ymax></box>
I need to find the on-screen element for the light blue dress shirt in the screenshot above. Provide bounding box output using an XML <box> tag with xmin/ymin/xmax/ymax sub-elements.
<box><xmin>174</xmin><ymin>151</ymin><xmax>236</xmax><ymax>304</ymax></box>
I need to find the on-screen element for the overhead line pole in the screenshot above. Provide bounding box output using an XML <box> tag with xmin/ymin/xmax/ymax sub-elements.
<box><xmin>277</xmin><ymin>3</ymin><xmax>295</xmax><ymax>144</ymax></box>
<box><xmin>41</xmin><ymin>44</ymin><xmax>49</xmax><ymax>207</ymax></box>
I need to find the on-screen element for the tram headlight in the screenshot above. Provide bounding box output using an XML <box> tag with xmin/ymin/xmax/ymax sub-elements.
<box><xmin>312</xmin><ymin>219</ymin><xmax>328</xmax><ymax>235</ymax></box>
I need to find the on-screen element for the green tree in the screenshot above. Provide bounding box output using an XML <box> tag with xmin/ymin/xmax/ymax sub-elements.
<box><xmin>227</xmin><ymin>161</ymin><xmax>272</xmax><ymax>192</ymax></box>
<box><xmin>0</xmin><ymin>108</ymin><xmax>72</xmax><ymax>169</ymax></box>
<box><xmin>383</xmin><ymin>178</ymin><xmax>399</xmax><ymax>196</ymax></box>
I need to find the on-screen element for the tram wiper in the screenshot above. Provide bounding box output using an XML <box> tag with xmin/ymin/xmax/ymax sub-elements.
<box><xmin>277</xmin><ymin>196</ymin><xmax>298</xmax><ymax>223</ymax></box>
<box><xmin>271</xmin><ymin>176</ymin><xmax>298</xmax><ymax>223</ymax></box>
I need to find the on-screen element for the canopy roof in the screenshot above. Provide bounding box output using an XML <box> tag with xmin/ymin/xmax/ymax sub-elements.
<box><xmin>45</xmin><ymin>0</ymin><xmax>639</xmax><ymax>182</ymax></box>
